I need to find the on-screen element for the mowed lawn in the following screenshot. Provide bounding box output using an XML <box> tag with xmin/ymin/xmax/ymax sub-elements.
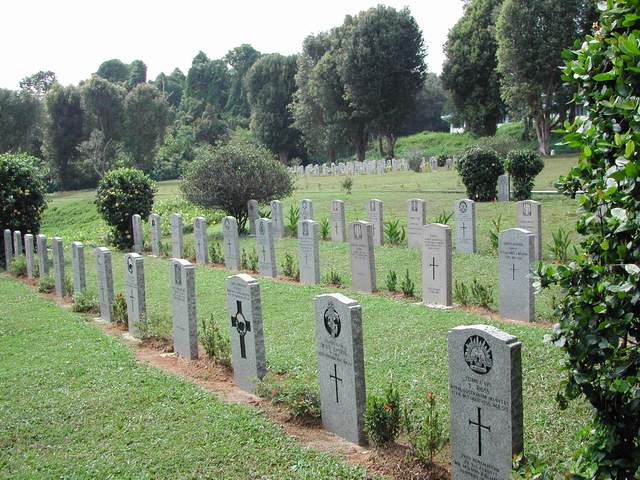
<box><xmin>0</xmin><ymin>276</ymin><xmax>371</xmax><ymax>479</ymax></box>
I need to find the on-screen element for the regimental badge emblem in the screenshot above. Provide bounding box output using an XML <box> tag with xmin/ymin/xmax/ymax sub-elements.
<box><xmin>127</xmin><ymin>256</ymin><xmax>134</xmax><ymax>274</ymax></box>
<box><xmin>224</xmin><ymin>217</ymin><xmax>230</xmax><ymax>229</ymax></box>
<box><xmin>323</xmin><ymin>301</ymin><xmax>341</xmax><ymax>338</ymax></box>
<box><xmin>411</xmin><ymin>200</ymin><xmax>418</xmax><ymax>212</ymax></box>
<box><xmin>459</xmin><ymin>201</ymin><xmax>468</xmax><ymax>213</ymax></box>
<box><xmin>464</xmin><ymin>335</ymin><xmax>493</xmax><ymax>374</ymax></box>
<box><xmin>354</xmin><ymin>223</ymin><xmax>363</xmax><ymax>240</ymax></box>
<box><xmin>522</xmin><ymin>203</ymin><xmax>532</xmax><ymax>217</ymax></box>
<box><xmin>174</xmin><ymin>263</ymin><xmax>182</xmax><ymax>286</ymax></box>
<box><xmin>259</xmin><ymin>221</ymin><xmax>265</xmax><ymax>235</ymax></box>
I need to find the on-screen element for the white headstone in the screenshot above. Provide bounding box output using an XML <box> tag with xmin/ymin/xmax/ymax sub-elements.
<box><xmin>407</xmin><ymin>198</ymin><xmax>426</xmax><ymax>249</ymax></box>
<box><xmin>132</xmin><ymin>214</ymin><xmax>143</xmax><ymax>253</ymax></box>
<box><xmin>516</xmin><ymin>200</ymin><xmax>542</xmax><ymax>261</ymax></box>
<box><xmin>225</xmin><ymin>273</ymin><xmax>266</xmax><ymax>392</ymax></box>
<box><xmin>3</xmin><ymin>229</ymin><xmax>12</xmax><ymax>270</ymax></box>
<box><xmin>37</xmin><ymin>234</ymin><xmax>48</xmax><ymax>276</ymax></box>
<box><xmin>315</xmin><ymin>293</ymin><xmax>366</xmax><ymax>445</ymax></box>
<box><xmin>448</xmin><ymin>324</ymin><xmax>523</xmax><ymax>480</ymax></box>
<box><xmin>149</xmin><ymin>213</ymin><xmax>161</xmax><ymax>256</ymax></box>
<box><xmin>455</xmin><ymin>199</ymin><xmax>477</xmax><ymax>254</ymax></box>
<box><xmin>247</xmin><ymin>199</ymin><xmax>259</xmax><ymax>235</ymax></box>
<box><xmin>298</xmin><ymin>219</ymin><xmax>320</xmax><ymax>284</ymax></box>
<box><xmin>349</xmin><ymin>221</ymin><xmax>376</xmax><ymax>293</ymax></box>
<box><xmin>256</xmin><ymin>218</ymin><xmax>277</xmax><ymax>278</ymax></box>
<box><xmin>366</xmin><ymin>199</ymin><xmax>384</xmax><ymax>246</ymax></box>
<box><xmin>52</xmin><ymin>237</ymin><xmax>65</xmax><ymax>298</ymax></box>
<box><xmin>270</xmin><ymin>200</ymin><xmax>285</xmax><ymax>239</ymax></box>
<box><xmin>497</xmin><ymin>175</ymin><xmax>510</xmax><ymax>202</ymax></box>
<box><xmin>96</xmin><ymin>247</ymin><xmax>114</xmax><ymax>321</ymax></box>
<box><xmin>193</xmin><ymin>216</ymin><xmax>209</xmax><ymax>265</ymax></box>
<box><xmin>71</xmin><ymin>241</ymin><xmax>86</xmax><ymax>294</ymax></box>
<box><xmin>330</xmin><ymin>200</ymin><xmax>347</xmax><ymax>242</ymax></box>
<box><xmin>499</xmin><ymin>228</ymin><xmax>535</xmax><ymax>322</ymax></box>
<box><xmin>170</xmin><ymin>259</ymin><xmax>198</xmax><ymax>360</ymax></box>
<box><xmin>13</xmin><ymin>231</ymin><xmax>22</xmax><ymax>256</ymax></box>
<box><xmin>125</xmin><ymin>253</ymin><xmax>146</xmax><ymax>338</ymax></box>
<box><xmin>300</xmin><ymin>199</ymin><xmax>314</xmax><ymax>221</ymax></box>
<box><xmin>24</xmin><ymin>234</ymin><xmax>34</xmax><ymax>279</ymax></box>
<box><xmin>222</xmin><ymin>216</ymin><xmax>241</xmax><ymax>270</ymax></box>
<box><xmin>422</xmin><ymin>224</ymin><xmax>452</xmax><ymax>307</ymax></box>
<box><xmin>170</xmin><ymin>213</ymin><xmax>183</xmax><ymax>259</ymax></box>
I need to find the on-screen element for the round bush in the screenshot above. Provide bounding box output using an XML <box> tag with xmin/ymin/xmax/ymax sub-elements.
<box><xmin>180</xmin><ymin>139</ymin><xmax>293</xmax><ymax>232</ymax></box>
<box><xmin>95</xmin><ymin>168</ymin><xmax>156</xmax><ymax>248</ymax></box>
<box><xmin>505</xmin><ymin>149</ymin><xmax>544</xmax><ymax>200</ymax></box>
<box><xmin>0</xmin><ymin>153</ymin><xmax>48</xmax><ymax>266</ymax></box>
<box><xmin>456</xmin><ymin>146</ymin><xmax>505</xmax><ymax>201</ymax></box>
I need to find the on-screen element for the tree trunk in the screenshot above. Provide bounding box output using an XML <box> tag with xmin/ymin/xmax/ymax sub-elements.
<box><xmin>385</xmin><ymin>133</ymin><xmax>397</xmax><ymax>159</ymax></box>
<box><xmin>522</xmin><ymin>116</ymin><xmax>531</xmax><ymax>141</ymax></box>
<box><xmin>378</xmin><ymin>136</ymin><xmax>385</xmax><ymax>158</ymax></box>
<box><xmin>328</xmin><ymin>146</ymin><xmax>337</xmax><ymax>164</ymax></box>
<box><xmin>278</xmin><ymin>150</ymin><xmax>288</xmax><ymax>164</ymax></box>
<box><xmin>352</xmin><ymin>131</ymin><xmax>368</xmax><ymax>162</ymax></box>
<box><xmin>535</xmin><ymin>111</ymin><xmax>551</xmax><ymax>156</ymax></box>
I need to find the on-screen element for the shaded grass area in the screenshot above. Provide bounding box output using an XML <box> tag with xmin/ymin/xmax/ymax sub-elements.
<box><xmin>40</xmin><ymin>246</ymin><xmax>591</xmax><ymax>472</ymax></box>
<box><xmin>0</xmin><ymin>276</ymin><xmax>371</xmax><ymax>479</ymax></box>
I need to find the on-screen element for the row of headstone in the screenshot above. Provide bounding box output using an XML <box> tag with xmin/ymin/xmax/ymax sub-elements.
<box><xmin>289</xmin><ymin>158</ymin><xmax>410</xmax><ymax>177</ymax></box>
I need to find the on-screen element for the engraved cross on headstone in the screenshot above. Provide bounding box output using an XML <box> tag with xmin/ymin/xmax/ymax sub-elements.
<box><xmin>231</xmin><ymin>300</ymin><xmax>251</xmax><ymax>359</ymax></box>
<box><xmin>469</xmin><ymin>406</ymin><xmax>491</xmax><ymax>456</ymax></box>
<box><xmin>511</xmin><ymin>263</ymin><xmax>518</xmax><ymax>281</ymax></box>
<box><xmin>128</xmin><ymin>291</ymin><xmax>136</xmax><ymax>317</ymax></box>
<box><xmin>261</xmin><ymin>244</ymin><xmax>266</xmax><ymax>262</ymax></box>
<box><xmin>461</xmin><ymin>222</ymin><xmax>467</xmax><ymax>239</ymax></box>
<box><xmin>329</xmin><ymin>363</ymin><xmax>343</xmax><ymax>403</ymax></box>
<box><xmin>429</xmin><ymin>257</ymin><xmax>439</xmax><ymax>280</ymax></box>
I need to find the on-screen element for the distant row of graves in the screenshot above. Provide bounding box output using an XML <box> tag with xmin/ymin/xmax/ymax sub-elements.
<box><xmin>288</xmin><ymin>156</ymin><xmax>456</xmax><ymax>177</ymax></box>
<box><xmin>2</xmin><ymin>194</ymin><xmax>541</xmax><ymax>479</ymax></box>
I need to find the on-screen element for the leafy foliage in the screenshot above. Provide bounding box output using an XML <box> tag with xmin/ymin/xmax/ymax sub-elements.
<box><xmin>505</xmin><ymin>149</ymin><xmax>545</xmax><ymax>200</ymax></box>
<box><xmin>0</xmin><ymin>88</ymin><xmax>41</xmax><ymax>156</ymax></box>
<box><xmin>403</xmin><ymin>391</ymin><xmax>448</xmax><ymax>466</ymax></box>
<box><xmin>400</xmin><ymin>269</ymin><xmax>415</xmax><ymax>297</ymax></box>
<box><xmin>407</xmin><ymin>149</ymin><xmax>424</xmax><ymax>172</ymax></box>
<box><xmin>342</xmin><ymin>177</ymin><xmax>353</xmax><ymax>195</ymax></box>
<box><xmin>325</xmin><ymin>269</ymin><xmax>343</xmax><ymax>287</ymax></box>
<box><xmin>72</xmin><ymin>291</ymin><xmax>99</xmax><ymax>314</ymax></box>
<box><xmin>434</xmin><ymin>210</ymin><xmax>453</xmax><ymax>225</ymax></box>
<box><xmin>38</xmin><ymin>275</ymin><xmax>55</xmax><ymax>293</ymax></box>
<box><xmin>180</xmin><ymin>139</ymin><xmax>292</xmax><ymax>232</ymax></box>
<box><xmin>489</xmin><ymin>213</ymin><xmax>503</xmax><ymax>251</ymax></box>
<box><xmin>285</xmin><ymin>205</ymin><xmax>300</xmax><ymax>237</ymax></box>
<box><xmin>385</xmin><ymin>270</ymin><xmax>398</xmax><ymax>292</ymax></box>
<box><xmin>319</xmin><ymin>218</ymin><xmax>330</xmax><ymax>240</ymax></box>
<box><xmin>384</xmin><ymin>219</ymin><xmax>406</xmax><ymax>246</ymax></box>
<box><xmin>200</xmin><ymin>314</ymin><xmax>231</xmax><ymax>367</ymax></box>
<box><xmin>0</xmin><ymin>153</ymin><xmax>48</xmax><ymax>265</ymax></box>
<box><xmin>112</xmin><ymin>293</ymin><xmax>128</xmax><ymax>326</ymax></box>
<box><xmin>548</xmin><ymin>227</ymin><xmax>574</xmax><ymax>264</ymax></box>
<box><xmin>456</xmin><ymin>146</ymin><xmax>505</xmax><ymax>201</ymax></box>
<box><xmin>95</xmin><ymin>168</ymin><xmax>156</xmax><ymax>248</ymax></box>
<box><xmin>364</xmin><ymin>383</ymin><xmax>402</xmax><ymax>446</ymax></box>
<box><xmin>9</xmin><ymin>255</ymin><xmax>27</xmax><ymax>277</ymax></box>
<box><xmin>538</xmin><ymin>3</ymin><xmax>640</xmax><ymax>476</ymax></box>
<box><xmin>255</xmin><ymin>373</ymin><xmax>321</xmax><ymax>421</ymax></box>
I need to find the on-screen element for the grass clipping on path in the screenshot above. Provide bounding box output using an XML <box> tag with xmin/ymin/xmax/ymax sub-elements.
<box><xmin>0</xmin><ymin>276</ymin><xmax>371</xmax><ymax>480</ymax></box>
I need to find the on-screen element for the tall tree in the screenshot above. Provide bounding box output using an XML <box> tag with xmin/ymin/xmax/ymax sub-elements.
<box><xmin>185</xmin><ymin>52</ymin><xmax>230</xmax><ymax>111</ymax></box>
<box><xmin>96</xmin><ymin>59</ymin><xmax>130</xmax><ymax>84</ymax></box>
<box><xmin>0</xmin><ymin>89</ymin><xmax>41</xmax><ymax>155</ymax></box>
<box><xmin>400</xmin><ymin>73</ymin><xmax>450</xmax><ymax>135</ymax></box>
<box><xmin>81</xmin><ymin>75</ymin><xmax>126</xmax><ymax>143</ymax></box>
<box><xmin>224</xmin><ymin>44</ymin><xmax>261</xmax><ymax>118</ymax></box>
<box><xmin>245</xmin><ymin>53</ymin><xmax>300</xmax><ymax>163</ymax></box>
<box><xmin>441</xmin><ymin>0</ymin><xmax>504</xmax><ymax>136</ymax></box>
<box><xmin>154</xmin><ymin>68</ymin><xmax>185</xmax><ymax>108</ymax></box>
<box><xmin>127</xmin><ymin>60</ymin><xmax>147</xmax><ymax>89</ymax></box>
<box><xmin>43</xmin><ymin>84</ymin><xmax>90</xmax><ymax>189</ymax></box>
<box><xmin>340</xmin><ymin>6</ymin><xmax>427</xmax><ymax>158</ymax></box>
<box><xmin>124</xmin><ymin>83</ymin><xmax>169</xmax><ymax>172</ymax></box>
<box><xmin>19</xmin><ymin>71</ymin><xmax>56</xmax><ymax>99</ymax></box>
<box><xmin>496</xmin><ymin>0</ymin><xmax>587</xmax><ymax>155</ymax></box>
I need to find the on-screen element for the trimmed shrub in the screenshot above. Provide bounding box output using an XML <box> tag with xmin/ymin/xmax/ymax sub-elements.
<box><xmin>407</xmin><ymin>149</ymin><xmax>423</xmax><ymax>172</ymax></box>
<box><xmin>0</xmin><ymin>153</ymin><xmax>48</xmax><ymax>266</ymax></box>
<box><xmin>95</xmin><ymin>168</ymin><xmax>156</xmax><ymax>249</ymax></box>
<box><xmin>180</xmin><ymin>140</ymin><xmax>293</xmax><ymax>233</ymax></box>
<box><xmin>456</xmin><ymin>146</ymin><xmax>505</xmax><ymax>201</ymax></box>
<box><xmin>505</xmin><ymin>150</ymin><xmax>544</xmax><ymax>200</ymax></box>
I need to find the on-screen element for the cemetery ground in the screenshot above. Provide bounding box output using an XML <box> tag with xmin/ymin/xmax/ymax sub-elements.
<box><xmin>4</xmin><ymin>153</ymin><xmax>592</xmax><ymax>475</ymax></box>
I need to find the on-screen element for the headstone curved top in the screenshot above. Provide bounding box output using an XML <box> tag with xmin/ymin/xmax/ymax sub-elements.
<box><xmin>448</xmin><ymin>324</ymin><xmax>523</xmax><ymax>480</ymax></box>
<box><xmin>349</xmin><ymin>221</ymin><xmax>376</xmax><ymax>293</ymax></box>
<box><xmin>330</xmin><ymin>200</ymin><xmax>346</xmax><ymax>242</ymax></box>
<box><xmin>300</xmin><ymin>198</ymin><xmax>314</xmax><ymax>221</ymax></box>
<box><xmin>170</xmin><ymin>258</ymin><xmax>198</xmax><ymax>359</ymax></box>
<box><xmin>170</xmin><ymin>213</ymin><xmax>184</xmax><ymax>259</ymax></box>
<box><xmin>422</xmin><ymin>223</ymin><xmax>452</xmax><ymax>307</ymax></box>
<box><xmin>407</xmin><ymin>198</ymin><xmax>426</xmax><ymax>249</ymax></box>
<box><xmin>516</xmin><ymin>200</ymin><xmax>542</xmax><ymax>261</ymax></box>
<box><xmin>455</xmin><ymin>199</ymin><xmax>477</xmax><ymax>254</ymax></box>
<box><xmin>256</xmin><ymin>218</ymin><xmax>277</xmax><ymax>277</ymax></box>
<box><xmin>270</xmin><ymin>200</ymin><xmax>285</xmax><ymax>239</ymax></box>
<box><xmin>498</xmin><ymin>228</ymin><xmax>535</xmax><ymax>322</ymax></box>
<box><xmin>222</xmin><ymin>216</ymin><xmax>241</xmax><ymax>270</ymax></box>
<box><xmin>367</xmin><ymin>199</ymin><xmax>384</xmax><ymax>246</ymax></box>
<box><xmin>247</xmin><ymin>199</ymin><xmax>259</xmax><ymax>236</ymax></box>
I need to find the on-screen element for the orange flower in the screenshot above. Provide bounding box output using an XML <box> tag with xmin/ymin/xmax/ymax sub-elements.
<box><xmin>426</xmin><ymin>391</ymin><xmax>434</xmax><ymax>401</ymax></box>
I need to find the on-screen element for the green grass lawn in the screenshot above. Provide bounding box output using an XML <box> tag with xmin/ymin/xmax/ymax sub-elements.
<box><xmin>0</xmin><ymin>275</ymin><xmax>371</xmax><ymax>479</ymax></box>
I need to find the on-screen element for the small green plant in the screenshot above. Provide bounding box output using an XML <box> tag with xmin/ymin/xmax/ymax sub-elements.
<box><xmin>183</xmin><ymin>237</ymin><xmax>196</xmax><ymax>260</ymax></box>
<box><xmin>112</xmin><ymin>292</ymin><xmax>128</xmax><ymax>325</ymax></box>
<box><xmin>400</xmin><ymin>269</ymin><xmax>415</xmax><ymax>297</ymax></box>
<box><xmin>325</xmin><ymin>269</ymin><xmax>343</xmax><ymax>287</ymax></box>
<box><xmin>258</xmin><ymin>207</ymin><xmax>271</xmax><ymax>219</ymax></box>
<box><xmin>255</xmin><ymin>374</ymin><xmax>321</xmax><ymax>420</ymax></box>
<box><xmin>286</xmin><ymin>205</ymin><xmax>300</xmax><ymax>236</ymax></box>
<box><xmin>364</xmin><ymin>383</ymin><xmax>402</xmax><ymax>446</ymax></box>
<box><xmin>403</xmin><ymin>391</ymin><xmax>448</xmax><ymax>466</ymax></box>
<box><xmin>281</xmin><ymin>252</ymin><xmax>297</xmax><ymax>279</ymax></box>
<box><xmin>512</xmin><ymin>452</ymin><xmax>553</xmax><ymax>479</ymax></box>
<box><xmin>470</xmin><ymin>278</ymin><xmax>494</xmax><ymax>309</ymax></box>
<box><xmin>200</xmin><ymin>314</ymin><xmax>231</xmax><ymax>367</ymax></box>
<box><xmin>489</xmin><ymin>214</ymin><xmax>503</xmax><ymax>251</ymax></box>
<box><xmin>384</xmin><ymin>219</ymin><xmax>406</xmax><ymax>246</ymax></box>
<box><xmin>453</xmin><ymin>280</ymin><xmax>470</xmax><ymax>306</ymax></box>
<box><xmin>406</xmin><ymin>149</ymin><xmax>424</xmax><ymax>172</ymax></box>
<box><xmin>548</xmin><ymin>227</ymin><xmax>574</xmax><ymax>263</ymax></box>
<box><xmin>434</xmin><ymin>210</ymin><xmax>453</xmax><ymax>225</ymax></box>
<box><xmin>64</xmin><ymin>274</ymin><xmax>74</xmax><ymax>297</ymax></box>
<box><xmin>342</xmin><ymin>176</ymin><xmax>353</xmax><ymax>195</ymax></box>
<box><xmin>72</xmin><ymin>291</ymin><xmax>99</xmax><ymax>314</ymax></box>
<box><xmin>386</xmin><ymin>270</ymin><xmax>398</xmax><ymax>292</ymax></box>
<box><xmin>240</xmin><ymin>248</ymin><xmax>249</xmax><ymax>270</ymax></box>
<box><xmin>209</xmin><ymin>242</ymin><xmax>225</xmax><ymax>264</ymax></box>
<box><xmin>319</xmin><ymin>218</ymin><xmax>330</xmax><ymax>240</ymax></box>
<box><xmin>9</xmin><ymin>255</ymin><xmax>27</xmax><ymax>277</ymax></box>
<box><xmin>159</xmin><ymin>241</ymin><xmax>170</xmax><ymax>257</ymax></box>
<box><xmin>248</xmin><ymin>248</ymin><xmax>258</xmax><ymax>272</ymax></box>
<box><xmin>38</xmin><ymin>275</ymin><xmax>55</xmax><ymax>293</ymax></box>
